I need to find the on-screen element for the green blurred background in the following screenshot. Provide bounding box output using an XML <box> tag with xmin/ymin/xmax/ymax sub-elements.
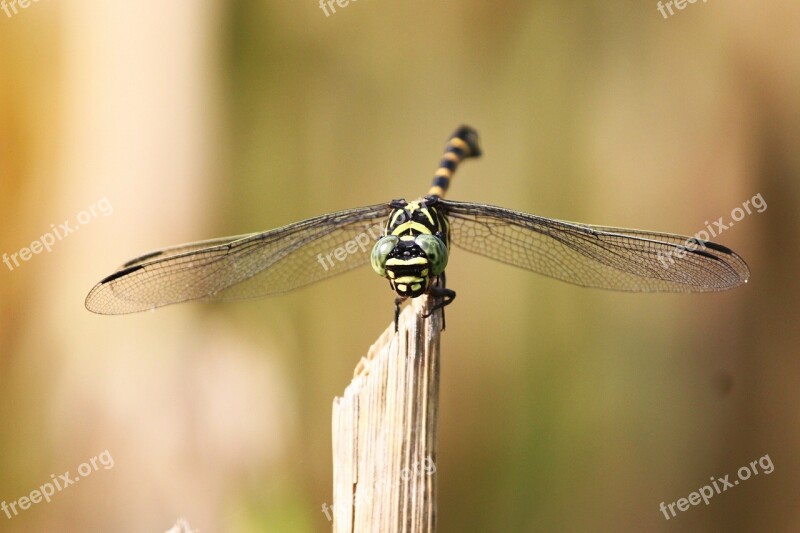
<box><xmin>1</xmin><ymin>1</ymin><xmax>798</xmax><ymax>531</ymax></box>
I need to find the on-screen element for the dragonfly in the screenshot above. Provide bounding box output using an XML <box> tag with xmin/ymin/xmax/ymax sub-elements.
<box><xmin>85</xmin><ymin>126</ymin><xmax>750</xmax><ymax>322</ymax></box>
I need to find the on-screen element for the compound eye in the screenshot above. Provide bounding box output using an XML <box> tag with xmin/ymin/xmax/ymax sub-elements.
<box><xmin>415</xmin><ymin>234</ymin><xmax>448</xmax><ymax>275</ymax></box>
<box><xmin>370</xmin><ymin>236</ymin><xmax>399</xmax><ymax>277</ymax></box>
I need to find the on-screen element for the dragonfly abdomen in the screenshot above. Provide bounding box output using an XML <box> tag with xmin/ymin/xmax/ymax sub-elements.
<box><xmin>427</xmin><ymin>125</ymin><xmax>482</xmax><ymax>199</ymax></box>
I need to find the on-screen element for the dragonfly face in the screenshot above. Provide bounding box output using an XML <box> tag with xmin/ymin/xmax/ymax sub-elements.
<box><xmin>370</xmin><ymin>198</ymin><xmax>450</xmax><ymax>299</ymax></box>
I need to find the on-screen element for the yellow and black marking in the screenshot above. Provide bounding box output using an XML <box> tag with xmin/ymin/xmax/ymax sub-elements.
<box><xmin>379</xmin><ymin>197</ymin><xmax>450</xmax><ymax>299</ymax></box>
<box><xmin>427</xmin><ymin>125</ymin><xmax>482</xmax><ymax>199</ymax></box>
<box><xmin>369</xmin><ymin>127</ymin><xmax>482</xmax><ymax>327</ymax></box>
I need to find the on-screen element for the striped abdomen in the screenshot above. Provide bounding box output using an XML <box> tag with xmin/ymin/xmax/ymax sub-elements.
<box><xmin>427</xmin><ymin>125</ymin><xmax>482</xmax><ymax>199</ymax></box>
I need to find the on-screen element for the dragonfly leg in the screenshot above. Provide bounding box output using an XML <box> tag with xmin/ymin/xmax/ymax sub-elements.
<box><xmin>424</xmin><ymin>273</ymin><xmax>455</xmax><ymax>329</ymax></box>
<box><xmin>394</xmin><ymin>297</ymin><xmax>406</xmax><ymax>332</ymax></box>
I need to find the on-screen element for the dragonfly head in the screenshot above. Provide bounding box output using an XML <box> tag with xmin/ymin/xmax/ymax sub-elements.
<box><xmin>371</xmin><ymin>234</ymin><xmax>449</xmax><ymax>298</ymax></box>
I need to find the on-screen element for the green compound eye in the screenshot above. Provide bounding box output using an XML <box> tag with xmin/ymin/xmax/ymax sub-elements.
<box><xmin>371</xmin><ymin>236</ymin><xmax>399</xmax><ymax>277</ymax></box>
<box><xmin>415</xmin><ymin>234</ymin><xmax>448</xmax><ymax>275</ymax></box>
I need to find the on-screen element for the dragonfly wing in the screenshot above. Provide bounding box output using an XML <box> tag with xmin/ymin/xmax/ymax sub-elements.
<box><xmin>86</xmin><ymin>203</ymin><xmax>392</xmax><ymax>314</ymax></box>
<box><xmin>115</xmin><ymin>235</ymin><xmax>259</xmax><ymax>270</ymax></box>
<box><xmin>442</xmin><ymin>200</ymin><xmax>750</xmax><ymax>292</ymax></box>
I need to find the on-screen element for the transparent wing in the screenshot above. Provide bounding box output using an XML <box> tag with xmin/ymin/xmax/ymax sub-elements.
<box><xmin>442</xmin><ymin>200</ymin><xmax>750</xmax><ymax>292</ymax></box>
<box><xmin>85</xmin><ymin>203</ymin><xmax>392</xmax><ymax>314</ymax></box>
<box><xmin>115</xmin><ymin>236</ymin><xmax>257</xmax><ymax>270</ymax></box>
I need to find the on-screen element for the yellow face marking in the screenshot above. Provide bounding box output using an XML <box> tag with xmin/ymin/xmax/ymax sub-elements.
<box><xmin>421</xmin><ymin>269</ymin><xmax>429</xmax><ymax>277</ymax></box>
<box><xmin>387</xmin><ymin>270</ymin><xmax>395</xmax><ymax>278</ymax></box>
<box><xmin>386</xmin><ymin>257</ymin><xmax>428</xmax><ymax>266</ymax></box>
<box><xmin>400</xmin><ymin>235</ymin><xmax>415</xmax><ymax>241</ymax></box>
<box><xmin>395</xmin><ymin>276</ymin><xmax>424</xmax><ymax>284</ymax></box>
<box><xmin>391</xmin><ymin>221</ymin><xmax>432</xmax><ymax>236</ymax></box>
<box><xmin>406</xmin><ymin>200</ymin><xmax>421</xmax><ymax>212</ymax></box>
<box><xmin>411</xmin><ymin>283</ymin><xmax>422</xmax><ymax>292</ymax></box>
<box><xmin>397</xmin><ymin>284</ymin><xmax>407</xmax><ymax>292</ymax></box>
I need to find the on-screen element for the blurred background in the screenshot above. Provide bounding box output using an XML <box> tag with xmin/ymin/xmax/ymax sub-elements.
<box><xmin>0</xmin><ymin>0</ymin><xmax>798</xmax><ymax>531</ymax></box>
